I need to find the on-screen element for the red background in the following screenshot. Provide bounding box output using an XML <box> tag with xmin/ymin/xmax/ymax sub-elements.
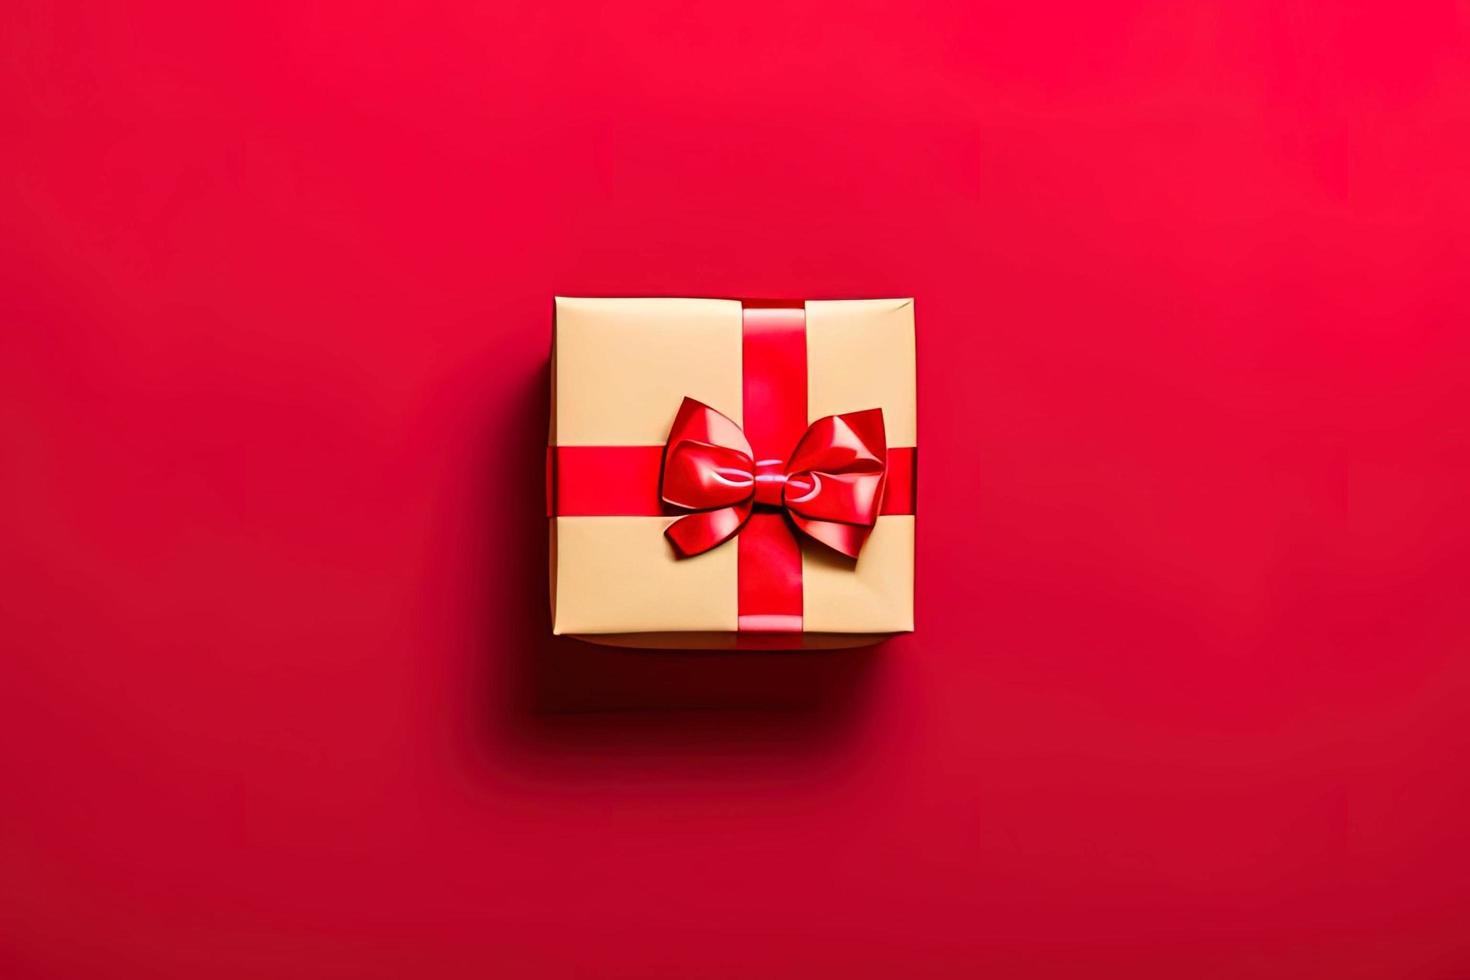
<box><xmin>5</xmin><ymin>2</ymin><xmax>1470</xmax><ymax>977</ymax></box>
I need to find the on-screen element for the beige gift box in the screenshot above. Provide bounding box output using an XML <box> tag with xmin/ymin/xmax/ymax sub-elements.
<box><xmin>549</xmin><ymin>297</ymin><xmax>916</xmax><ymax>649</ymax></box>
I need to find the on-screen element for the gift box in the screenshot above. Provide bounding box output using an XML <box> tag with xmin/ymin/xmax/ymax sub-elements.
<box><xmin>547</xmin><ymin>297</ymin><xmax>916</xmax><ymax>649</ymax></box>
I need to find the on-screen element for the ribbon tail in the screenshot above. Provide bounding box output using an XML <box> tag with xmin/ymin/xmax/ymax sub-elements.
<box><xmin>789</xmin><ymin>514</ymin><xmax>872</xmax><ymax>560</ymax></box>
<box><xmin>665</xmin><ymin>502</ymin><xmax>753</xmax><ymax>558</ymax></box>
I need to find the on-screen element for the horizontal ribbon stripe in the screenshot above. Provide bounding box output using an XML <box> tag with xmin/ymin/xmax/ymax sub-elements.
<box><xmin>881</xmin><ymin>447</ymin><xmax>917</xmax><ymax>515</ymax></box>
<box><xmin>548</xmin><ymin>445</ymin><xmax>666</xmax><ymax>516</ymax></box>
<box><xmin>549</xmin><ymin>445</ymin><xmax>916</xmax><ymax>518</ymax></box>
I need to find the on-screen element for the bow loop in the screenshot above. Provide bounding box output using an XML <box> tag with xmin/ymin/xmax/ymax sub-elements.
<box><xmin>668</xmin><ymin>396</ymin><xmax>751</xmax><ymax>459</ymax></box>
<box><xmin>662</xmin><ymin>439</ymin><xmax>754</xmax><ymax>511</ymax></box>
<box><xmin>660</xmin><ymin>398</ymin><xmax>887</xmax><ymax>559</ymax></box>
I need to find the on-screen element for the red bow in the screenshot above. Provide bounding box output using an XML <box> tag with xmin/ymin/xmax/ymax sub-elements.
<box><xmin>661</xmin><ymin>397</ymin><xmax>888</xmax><ymax>559</ymax></box>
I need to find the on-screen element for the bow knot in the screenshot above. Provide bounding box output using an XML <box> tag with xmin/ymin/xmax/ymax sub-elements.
<box><xmin>661</xmin><ymin>397</ymin><xmax>887</xmax><ymax>559</ymax></box>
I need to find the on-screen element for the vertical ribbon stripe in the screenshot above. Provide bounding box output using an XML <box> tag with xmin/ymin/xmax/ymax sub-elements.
<box><xmin>738</xmin><ymin>303</ymin><xmax>808</xmax><ymax>635</ymax></box>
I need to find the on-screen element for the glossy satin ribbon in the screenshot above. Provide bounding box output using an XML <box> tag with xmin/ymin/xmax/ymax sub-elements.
<box><xmin>660</xmin><ymin>397</ymin><xmax>888</xmax><ymax>560</ymax></box>
<box><xmin>547</xmin><ymin>302</ymin><xmax>917</xmax><ymax>638</ymax></box>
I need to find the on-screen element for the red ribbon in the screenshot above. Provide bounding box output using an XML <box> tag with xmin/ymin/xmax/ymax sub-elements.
<box><xmin>548</xmin><ymin>302</ymin><xmax>916</xmax><ymax>639</ymax></box>
<box><xmin>661</xmin><ymin>397</ymin><xmax>888</xmax><ymax>560</ymax></box>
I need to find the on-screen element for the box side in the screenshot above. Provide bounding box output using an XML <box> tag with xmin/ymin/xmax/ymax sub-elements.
<box><xmin>552</xmin><ymin>297</ymin><xmax>743</xmax><ymax>445</ymax></box>
<box><xmin>550</xmin><ymin>298</ymin><xmax>746</xmax><ymax>636</ymax></box>
<box><xmin>802</xmin><ymin>515</ymin><xmax>914</xmax><ymax>633</ymax></box>
<box><xmin>569</xmin><ymin>631</ymin><xmax>897</xmax><ymax>650</ymax></box>
<box><xmin>548</xmin><ymin>319</ymin><xmax>557</xmax><ymax>624</ymax></box>
<box><xmin>551</xmin><ymin>516</ymin><xmax>738</xmax><ymax>634</ymax></box>
<box><xmin>802</xmin><ymin>299</ymin><xmax>917</xmax><ymax>633</ymax></box>
<box><xmin>805</xmin><ymin>298</ymin><xmax>916</xmax><ymax>446</ymax></box>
